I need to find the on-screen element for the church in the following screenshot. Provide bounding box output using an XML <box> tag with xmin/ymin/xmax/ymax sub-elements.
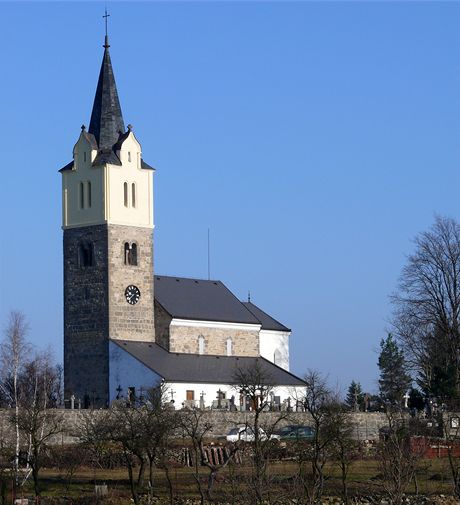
<box><xmin>60</xmin><ymin>33</ymin><xmax>305</xmax><ymax>409</ymax></box>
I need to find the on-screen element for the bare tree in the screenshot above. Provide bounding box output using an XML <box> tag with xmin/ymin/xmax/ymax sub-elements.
<box><xmin>142</xmin><ymin>385</ymin><xmax>179</xmax><ymax>500</ymax></box>
<box><xmin>15</xmin><ymin>352</ymin><xmax>63</xmax><ymax>496</ymax></box>
<box><xmin>181</xmin><ymin>408</ymin><xmax>241</xmax><ymax>503</ymax></box>
<box><xmin>104</xmin><ymin>402</ymin><xmax>147</xmax><ymax>505</ymax></box>
<box><xmin>392</xmin><ymin>216</ymin><xmax>460</xmax><ymax>402</ymax></box>
<box><xmin>440</xmin><ymin>412</ymin><xmax>460</xmax><ymax>498</ymax></box>
<box><xmin>294</xmin><ymin>370</ymin><xmax>336</xmax><ymax>505</ymax></box>
<box><xmin>327</xmin><ymin>402</ymin><xmax>360</xmax><ymax>505</ymax></box>
<box><xmin>0</xmin><ymin>311</ymin><xmax>30</xmax><ymax>487</ymax></box>
<box><xmin>377</xmin><ymin>408</ymin><xmax>423</xmax><ymax>505</ymax></box>
<box><xmin>180</xmin><ymin>409</ymin><xmax>211</xmax><ymax>505</ymax></box>
<box><xmin>233</xmin><ymin>361</ymin><xmax>286</xmax><ymax>505</ymax></box>
<box><xmin>79</xmin><ymin>385</ymin><xmax>176</xmax><ymax>505</ymax></box>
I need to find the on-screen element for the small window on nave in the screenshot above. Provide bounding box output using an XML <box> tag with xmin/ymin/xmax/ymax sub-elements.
<box><xmin>226</xmin><ymin>337</ymin><xmax>233</xmax><ymax>356</ymax></box>
<box><xmin>198</xmin><ymin>335</ymin><xmax>205</xmax><ymax>355</ymax></box>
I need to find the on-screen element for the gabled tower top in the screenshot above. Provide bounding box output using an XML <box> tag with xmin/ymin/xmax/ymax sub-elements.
<box><xmin>88</xmin><ymin>16</ymin><xmax>125</xmax><ymax>151</ymax></box>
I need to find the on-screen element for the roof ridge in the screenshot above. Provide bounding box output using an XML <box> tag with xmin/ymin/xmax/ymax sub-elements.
<box><xmin>155</xmin><ymin>274</ymin><xmax>221</xmax><ymax>283</ymax></box>
<box><xmin>242</xmin><ymin>301</ymin><xmax>291</xmax><ymax>332</ymax></box>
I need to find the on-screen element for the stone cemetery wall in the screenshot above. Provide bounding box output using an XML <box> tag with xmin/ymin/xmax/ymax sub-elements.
<box><xmin>0</xmin><ymin>409</ymin><xmax>388</xmax><ymax>446</ymax></box>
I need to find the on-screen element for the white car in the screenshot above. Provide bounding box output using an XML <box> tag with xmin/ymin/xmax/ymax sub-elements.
<box><xmin>226</xmin><ymin>426</ymin><xmax>281</xmax><ymax>442</ymax></box>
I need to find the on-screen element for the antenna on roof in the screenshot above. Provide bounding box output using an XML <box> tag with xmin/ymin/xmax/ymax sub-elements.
<box><xmin>207</xmin><ymin>228</ymin><xmax>211</xmax><ymax>280</ymax></box>
<box><xmin>248</xmin><ymin>290</ymin><xmax>251</xmax><ymax>302</ymax></box>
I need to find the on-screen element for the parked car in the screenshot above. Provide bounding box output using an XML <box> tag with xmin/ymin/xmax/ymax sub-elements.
<box><xmin>226</xmin><ymin>426</ymin><xmax>281</xmax><ymax>442</ymax></box>
<box><xmin>275</xmin><ymin>425</ymin><xmax>315</xmax><ymax>440</ymax></box>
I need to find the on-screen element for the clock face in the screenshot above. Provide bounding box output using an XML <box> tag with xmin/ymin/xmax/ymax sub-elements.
<box><xmin>125</xmin><ymin>285</ymin><xmax>141</xmax><ymax>305</ymax></box>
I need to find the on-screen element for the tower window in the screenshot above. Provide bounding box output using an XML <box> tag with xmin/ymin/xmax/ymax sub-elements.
<box><xmin>130</xmin><ymin>243</ymin><xmax>137</xmax><ymax>265</ymax></box>
<box><xmin>79</xmin><ymin>182</ymin><xmax>84</xmax><ymax>209</ymax></box>
<box><xmin>124</xmin><ymin>182</ymin><xmax>128</xmax><ymax>207</ymax></box>
<box><xmin>124</xmin><ymin>242</ymin><xmax>138</xmax><ymax>266</ymax></box>
<box><xmin>87</xmin><ymin>181</ymin><xmax>92</xmax><ymax>208</ymax></box>
<box><xmin>83</xmin><ymin>152</ymin><xmax>87</xmax><ymax>163</ymax></box>
<box><xmin>198</xmin><ymin>335</ymin><xmax>205</xmax><ymax>355</ymax></box>
<box><xmin>226</xmin><ymin>337</ymin><xmax>233</xmax><ymax>356</ymax></box>
<box><xmin>78</xmin><ymin>241</ymin><xmax>94</xmax><ymax>268</ymax></box>
<box><xmin>128</xmin><ymin>151</ymin><xmax>131</xmax><ymax>162</ymax></box>
<box><xmin>132</xmin><ymin>183</ymin><xmax>136</xmax><ymax>208</ymax></box>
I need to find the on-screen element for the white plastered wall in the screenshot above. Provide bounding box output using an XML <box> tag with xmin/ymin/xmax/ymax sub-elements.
<box><xmin>109</xmin><ymin>341</ymin><xmax>161</xmax><ymax>404</ymax></box>
<box><xmin>164</xmin><ymin>382</ymin><xmax>303</xmax><ymax>410</ymax></box>
<box><xmin>62</xmin><ymin>133</ymin><xmax>103</xmax><ymax>228</ymax></box>
<box><xmin>259</xmin><ymin>330</ymin><xmax>290</xmax><ymax>371</ymax></box>
<box><xmin>108</xmin><ymin>133</ymin><xmax>153</xmax><ymax>228</ymax></box>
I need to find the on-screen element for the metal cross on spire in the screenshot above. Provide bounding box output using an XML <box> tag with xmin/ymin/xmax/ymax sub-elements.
<box><xmin>103</xmin><ymin>8</ymin><xmax>110</xmax><ymax>48</ymax></box>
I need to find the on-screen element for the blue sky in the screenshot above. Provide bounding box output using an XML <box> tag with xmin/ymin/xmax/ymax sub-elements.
<box><xmin>1</xmin><ymin>1</ymin><xmax>459</xmax><ymax>394</ymax></box>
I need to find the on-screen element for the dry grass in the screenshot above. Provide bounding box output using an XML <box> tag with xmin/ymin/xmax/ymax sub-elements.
<box><xmin>6</xmin><ymin>457</ymin><xmax>457</xmax><ymax>502</ymax></box>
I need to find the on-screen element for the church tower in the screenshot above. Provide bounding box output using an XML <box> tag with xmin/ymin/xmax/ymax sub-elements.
<box><xmin>60</xmin><ymin>35</ymin><xmax>155</xmax><ymax>407</ymax></box>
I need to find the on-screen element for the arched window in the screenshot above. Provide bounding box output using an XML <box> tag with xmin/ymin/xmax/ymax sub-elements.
<box><xmin>79</xmin><ymin>182</ymin><xmax>84</xmax><ymax>209</ymax></box>
<box><xmin>124</xmin><ymin>242</ymin><xmax>130</xmax><ymax>265</ymax></box>
<box><xmin>124</xmin><ymin>182</ymin><xmax>128</xmax><ymax>207</ymax></box>
<box><xmin>198</xmin><ymin>335</ymin><xmax>205</xmax><ymax>355</ymax></box>
<box><xmin>87</xmin><ymin>181</ymin><xmax>92</xmax><ymax>208</ymax></box>
<box><xmin>124</xmin><ymin>242</ymin><xmax>138</xmax><ymax>266</ymax></box>
<box><xmin>131</xmin><ymin>183</ymin><xmax>136</xmax><ymax>208</ymax></box>
<box><xmin>130</xmin><ymin>243</ymin><xmax>138</xmax><ymax>266</ymax></box>
<box><xmin>83</xmin><ymin>151</ymin><xmax>87</xmax><ymax>163</ymax></box>
<box><xmin>128</xmin><ymin>151</ymin><xmax>131</xmax><ymax>162</ymax></box>
<box><xmin>78</xmin><ymin>241</ymin><xmax>94</xmax><ymax>267</ymax></box>
<box><xmin>226</xmin><ymin>337</ymin><xmax>233</xmax><ymax>356</ymax></box>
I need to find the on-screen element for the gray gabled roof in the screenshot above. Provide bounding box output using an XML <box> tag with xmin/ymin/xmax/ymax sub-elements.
<box><xmin>141</xmin><ymin>159</ymin><xmax>155</xmax><ymax>171</ymax></box>
<box><xmin>243</xmin><ymin>302</ymin><xmax>291</xmax><ymax>332</ymax></box>
<box><xmin>59</xmin><ymin>161</ymin><xmax>74</xmax><ymax>172</ymax></box>
<box><xmin>88</xmin><ymin>39</ymin><xmax>125</xmax><ymax>150</ymax></box>
<box><xmin>111</xmin><ymin>340</ymin><xmax>305</xmax><ymax>386</ymax></box>
<box><xmin>92</xmin><ymin>149</ymin><xmax>122</xmax><ymax>166</ymax></box>
<box><xmin>154</xmin><ymin>276</ymin><xmax>260</xmax><ymax>325</ymax></box>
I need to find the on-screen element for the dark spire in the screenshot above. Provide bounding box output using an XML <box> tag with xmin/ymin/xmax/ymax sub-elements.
<box><xmin>88</xmin><ymin>29</ymin><xmax>125</xmax><ymax>151</ymax></box>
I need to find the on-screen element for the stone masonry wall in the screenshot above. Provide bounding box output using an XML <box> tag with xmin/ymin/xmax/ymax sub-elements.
<box><xmin>64</xmin><ymin>225</ymin><xmax>109</xmax><ymax>408</ymax></box>
<box><xmin>169</xmin><ymin>325</ymin><xmax>259</xmax><ymax>356</ymax></box>
<box><xmin>154</xmin><ymin>300</ymin><xmax>172</xmax><ymax>350</ymax></box>
<box><xmin>108</xmin><ymin>224</ymin><xmax>155</xmax><ymax>342</ymax></box>
<box><xmin>0</xmin><ymin>410</ymin><xmax>389</xmax><ymax>445</ymax></box>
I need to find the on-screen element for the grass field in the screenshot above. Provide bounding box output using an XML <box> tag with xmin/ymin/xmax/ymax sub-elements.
<box><xmin>6</xmin><ymin>457</ymin><xmax>457</xmax><ymax>503</ymax></box>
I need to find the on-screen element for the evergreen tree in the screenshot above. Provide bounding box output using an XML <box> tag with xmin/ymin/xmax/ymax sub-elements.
<box><xmin>378</xmin><ymin>334</ymin><xmax>411</xmax><ymax>405</ymax></box>
<box><xmin>408</xmin><ymin>387</ymin><xmax>425</xmax><ymax>411</ymax></box>
<box><xmin>345</xmin><ymin>381</ymin><xmax>363</xmax><ymax>411</ymax></box>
